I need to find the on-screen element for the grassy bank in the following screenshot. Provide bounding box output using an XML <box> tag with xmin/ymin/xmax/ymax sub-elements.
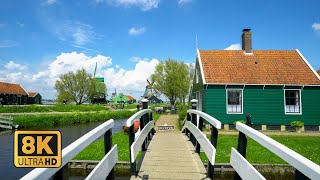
<box><xmin>13</xmin><ymin>110</ymin><xmax>136</xmax><ymax>128</ymax></box>
<box><xmin>74</xmin><ymin>133</ymin><xmax>320</xmax><ymax>164</ymax></box>
<box><xmin>200</xmin><ymin>135</ymin><xmax>320</xmax><ymax>164</ymax></box>
<box><xmin>0</xmin><ymin>104</ymin><xmax>107</xmax><ymax>113</ymax></box>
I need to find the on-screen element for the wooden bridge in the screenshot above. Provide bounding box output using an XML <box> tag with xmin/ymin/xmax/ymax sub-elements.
<box><xmin>22</xmin><ymin>99</ymin><xmax>320</xmax><ymax>180</ymax></box>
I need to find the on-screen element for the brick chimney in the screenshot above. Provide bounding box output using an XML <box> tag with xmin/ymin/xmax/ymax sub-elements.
<box><xmin>242</xmin><ymin>29</ymin><xmax>252</xmax><ymax>53</ymax></box>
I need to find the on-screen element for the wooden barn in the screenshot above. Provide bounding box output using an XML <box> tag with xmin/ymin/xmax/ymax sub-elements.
<box><xmin>0</xmin><ymin>82</ymin><xmax>28</xmax><ymax>105</ymax></box>
<box><xmin>27</xmin><ymin>92</ymin><xmax>42</xmax><ymax>104</ymax></box>
<box><xmin>192</xmin><ymin>29</ymin><xmax>320</xmax><ymax>126</ymax></box>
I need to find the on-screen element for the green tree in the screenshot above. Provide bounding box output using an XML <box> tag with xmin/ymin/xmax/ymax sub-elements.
<box><xmin>151</xmin><ymin>59</ymin><xmax>192</xmax><ymax>106</ymax></box>
<box><xmin>89</xmin><ymin>80</ymin><xmax>107</xmax><ymax>103</ymax></box>
<box><xmin>55</xmin><ymin>68</ymin><xmax>101</xmax><ymax>105</ymax></box>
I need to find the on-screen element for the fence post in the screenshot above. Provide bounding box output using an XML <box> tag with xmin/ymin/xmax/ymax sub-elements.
<box><xmin>141</xmin><ymin>99</ymin><xmax>149</xmax><ymax>151</ymax></box>
<box><xmin>104</xmin><ymin>129</ymin><xmax>114</xmax><ymax>180</ymax></box>
<box><xmin>185</xmin><ymin>113</ymin><xmax>191</xmax><ymax>138</ymax></box>
<box><xmin>196</xmin><ymin>117</ymin><xmax>203</xmax><ymax>154</ymax></box>
<box><xmin>207</xmin><ymin>125</ymin><xmax>218</xmax><ymax>179</ymax></box>
<box><xmin>234</xmin><ymin>124</ymin><xmax>247</xmax><ymax>180</ymax></box>
<box><xmin>190</xmin><ymin>99</ymin><xmax>198</xmax><ymax>147</ymax></box>
<box><xmin>129</xmin><ymin>125</ymin><xmax>136</xmax><ymax>176</ymax></box>
<box><xmin>150</xmin><ymin>112</ymin><xmax>155</xmax><ymax>135</ymax></box>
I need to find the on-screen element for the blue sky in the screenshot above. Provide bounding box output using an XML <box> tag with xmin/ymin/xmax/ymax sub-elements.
<box><xmin>0</xmin><ymin>0</ymin><xmax>319</xmax><ymax>99</ymax></box>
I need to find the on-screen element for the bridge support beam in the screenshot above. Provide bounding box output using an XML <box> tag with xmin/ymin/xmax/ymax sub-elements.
<box><xmin>190</xmin><ymin>99</ymin><xmax>198</xmax><ymax>147</ymax></box>
<box><xmin>141</xmin><ymin>99</ymin><xmax>149</xmax><ymax>151</ymax></box>
<box><xmin>104</xmin><ymin>129</ymin><xmax>114</xmax><ymax>180</ymax></box>
<box><xmin>196</xmin><ymin>117</ymin><xmax>203</xmax><ymax>154</ymax></box>
<box><xmin>129</xmin><ymin>125</ymin><xmax>137</xmax><ymax>176</ymax></box>
<box><xmin>234</xmin><ymin>131</ymin><xmax>247</xmax><ymax>180</ymax></box>
<box><xmin>207</xmin><ymin>125</ymin><xmax>218</xmax><ymax>179</ymax></box>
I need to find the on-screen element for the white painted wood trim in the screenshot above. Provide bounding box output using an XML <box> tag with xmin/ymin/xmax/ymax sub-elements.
<box><xmin>197</xmin><ymin>49</ymin><xmax>206</xmax><ymax>84</ymax></box>
<box><xmin>126</xmin><ymin>109</ymin><xmax>152</xmax><ymax>126</ymax></box>
<box><xmin>184</xmin><ymin>121</ymin><xmax>216</xmax><ymax>164</ymax></box>
<box><xmin>21</xmin><ymin>119</ymin><xmax>115</xmax><ymax>180</ymax></box>
<box><xmin>130</xmin><ymin>120</ymin><xmax>154</xmax><ymax>163</ymax></box>
<box><xmin>236</xmin><ymin>122</ymin><xmax>320</xmax><ymax>179</ymax></box>
<box><xmin>283</xmin><ymin>89</ymin><xmax>302</xmax><ymax>115</ymax></box>
<box><xmin>296</xmin><ymin>49</ymin><xmax>320</xmax><ymax>81</ymax></box>
<box><xmin>226</xmin><ymin>89</ymin><xmax>243</xmax><ymax>114</ymax></box>
<box><xmin>86</xmin><ymin>145</ymin><xmax>118</xmax><ymax>180</ymax></box>
<box><xmin>187</xmin><ymin>109</ymin><xmax>221</xmax><ymax>129</ymax></box>
<box><xmin>230</xmin><ymin>148</ymin><xmax>266</xmax><ymax>180</ymax></box>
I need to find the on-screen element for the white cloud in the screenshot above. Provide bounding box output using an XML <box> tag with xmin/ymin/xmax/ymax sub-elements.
<box><xmin>43</xmin><ymin>0</ymin><xmax>57</xmax><ymax>5</ymax></box>
<box><xmin>224</xmin><ymin>43</ymin><xmax>241</xmax><ymax>50</ymax></box>
<box><xmin>129</xmin><ymin>56</ymin><xmax>149</xmax><ymax>62</ymax></box>
<box><xmin>99</xmin><ymin>0</ymin><xmax>160</xmax><ymax>11</ymax></box>
<box><xmin>0</xmin><ymin>52</ymin><xmax>159</xmax><ymax>100</ymax></box>
<box><xmin>312</xmin><ymin>22</ymin><xmax>320</xmax><ymax>31</ymax></box>
<box><xmin>55</xmin><ymin>21</ymin><xmax>102</xmax><ymax>46</ymax></box>
<box><xmin>104</xmin><ymin>58</ymin><xmax>159</xmax><ymax>99</ymax></box>
<box><xmin>0</xmin><ymin>40</ymin><xmax>19</xmax><ymax>48</ymax></box>
<box><xmin>178</xmin><ymin>0</ymin><xmax>191</xmax><ymax>5</ymax></box>
<box><xmin>128</xmin><ymin>27</ymin><xmax>146</xmax><ymax>36</ymax></box>
<box><xmin>5</xmin><ymin>61</ymin><xmax>27</xmax><ymax>71</ymax></box>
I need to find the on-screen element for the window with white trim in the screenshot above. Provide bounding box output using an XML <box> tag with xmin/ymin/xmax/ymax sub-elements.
<box><xmin>227</xmin><ymin>89</ymin><xmax>243</xmax><ymax>114</ymax></box>
<box><xmin>285</xmin><ymin>90</ymin><xmax>301</xmax><ymax>114</ymax></box>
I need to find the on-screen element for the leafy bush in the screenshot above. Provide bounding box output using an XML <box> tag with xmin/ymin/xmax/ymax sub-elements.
<box><xmin>233</xmin><ymin>120</ymin><xmax>245</xmax><ymax>125</ymax></box>
<box><xmin>13</xmin><ymin>110</ymin><xmax>136</xmax><ymax>128</ymax></box>
<box><xmin>290</xmin><ymin>121</ymin><xmax>304</xmax><ymax>128</ymax></box>
<box><xmin>0</xmin><ymin>104</ymin><xmax>107</xmax><ymax>113</ymax></box>
<box><xmin>177</xmin><ymin>103</ymin><xmax>189</xmax><ymax>121</ymax></box>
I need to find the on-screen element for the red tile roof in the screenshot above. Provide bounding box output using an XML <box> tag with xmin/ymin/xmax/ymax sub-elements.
<box><xmin>28</xmin><ymin>92</ymin><xmax>39</xmax><ymax>97</ymax></box>
<box><xmin>198</xmin><ymin>50</ymin><xmax>320</xmax><ymax>85</ymax></box>
<box><xmin>317</xmin><ymin>70</ymin><xmax>320</xmax><ymax>75</ymax></box>
<box><xmin>0</xmin><ymin>82</ymin><xmax>28</xmax><ymax>95</ymax></box>
<box><xmin>125</xmin><ymin>95</ymin><xmax>135</xmax><ymax>100</ymax></box>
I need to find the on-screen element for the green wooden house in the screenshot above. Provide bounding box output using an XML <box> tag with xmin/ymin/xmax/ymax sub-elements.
<box><xmin>113</xmin><ymin>94</ymin><xmax>136</xmax><ymax>104</ymax></box>
<box><xmin>192</xmin><ymin>29</ymin><xmax>320</xmax><ymax>126</ymax></box>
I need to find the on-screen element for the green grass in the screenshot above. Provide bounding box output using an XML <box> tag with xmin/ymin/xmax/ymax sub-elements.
<box><xmin>200</xmin><ymin>135</ymin><xmax>320</xmax><ymax>164</ymax></box>
<box><xmin>0</xmin><ymin>104</ymin><xmax>108</xmax><ymax>113</ymax></box>
<box><xmin>74</xmin><ymin>132</ymin><xmax>130</xmax><ymax>161</ymax></box>
<box><xmin>13</xmin><ymin>110</ymin><xmax>136</xmax><ymax>128</ymax></box>
<box><xmin>75</xmin><ymin>133</ymin><xmax>320</xmax><ymax>165</ymax></box>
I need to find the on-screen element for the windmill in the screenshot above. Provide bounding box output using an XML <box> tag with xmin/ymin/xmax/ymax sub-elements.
<box><xmin>143</xmin><ymin>79</ymin><xmax>154</xmax><ymax>98</ymax></box>
<box><xmin>91</xmin><ymin>62</ymin><xmax>106</xmax><ymax>103</ymax></box>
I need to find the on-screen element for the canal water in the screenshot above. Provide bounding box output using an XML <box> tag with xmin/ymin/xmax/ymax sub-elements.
<box><xmin>0</xmin><ymin>118</ymin><xmax>127</xmax><ymax>180</ymax></box>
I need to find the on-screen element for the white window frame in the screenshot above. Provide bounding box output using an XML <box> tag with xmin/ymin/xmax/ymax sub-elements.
<box><xmin>226</xmin><ymin>89</ymin><xmax>243</xmax><ymax>114</ymax></box>
<box><xmin>284</xmin><ymin>89</ymin><xmax>302</xmax><ymax>115</ymax></box>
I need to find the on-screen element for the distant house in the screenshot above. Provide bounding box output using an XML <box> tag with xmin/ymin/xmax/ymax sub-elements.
<box><xmin>146</xmin><ymin>95</ymin><xmax>163</xmax><ymax>104</ymax></box>
<box><xmin>192</xmin><ymin>29</ymin><xmax>320</xmax><ymax>126</ymax></box>
<box><xmin>125</xmin><ymin>95</ymin><xmax>136</xmax><ymax>104</ymax></box>
<box><xmin>27</xmin><ymin>92</ymin><xmax>42</xmax><ymax>104</ymax></box>
<box><xmin>0</xmin><ymin>82</ymin><xmax>28</xmax><ymax>105</ymax></box>
<box><xmin>113</xmin><ymin>94</ymin><xmax>136</xmax><ymax>104</ymax></box>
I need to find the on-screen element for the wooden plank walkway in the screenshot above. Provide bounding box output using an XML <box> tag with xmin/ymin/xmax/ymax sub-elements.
<box><xmin>131</xmin><ymin>115</ymin><xmax>208</xmax><ymax>180</ymax></box>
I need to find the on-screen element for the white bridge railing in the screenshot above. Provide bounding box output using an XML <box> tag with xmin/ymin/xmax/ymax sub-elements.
<box><xmin>21</xmin><ymin>119</ymin><xmax>117</xmax><ymax>180</ymax></box>
<box><xmin>0</xmin><ymin>115</ymin><xmax>18</xmax><ymax>130</ymax></box>
<box><xmin>182</xmin><ymin>107</ymin><xmax>222</xmax><ymax>179</ymax></box>
<box><xmin>232</xmin><ymin>122</ymin><xmax>320</xmax><ymax>180</ymax></box>
<box><xmin>127</xmin><ymin>99</ymin><xmax>155</xmax><ymax>176</ymax></box>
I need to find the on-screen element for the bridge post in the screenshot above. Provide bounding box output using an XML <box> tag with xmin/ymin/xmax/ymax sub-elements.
<box><xmin>295</xmin><ymin>169</ymin><xmax>309</xmax><ymax>180</ymax></box>
<box><xmin>104</xmin><ymin>129</ymin><xmax>114</xmax><ymax>180</ymax></box>
<box><xmin>141</xmin><ymin>99</ymin><xmax>149</xmax><ymax>151</ymax></box>
<box><xmin>129</xmin><ymin>125</ymin><xmax>137</xmax><ymax>176</ymax></box>
<box><xmin>185</xmin><ymin>113</ymin><xmax>191</xmax><ymax>138</ymax></box>
<box><xmin>207</xmin><ymin>125</ymin><xmax>218</xmax><ymax>179</ymax></box>
<box><xmin>150</xmin><ymin>112</ymin><xmax>155</xmax><ymax>135</ymax></box>
<box><xmin>52</xmin><ymin>164</ymin><xmax>69</xmax><ymax>180</ymax></box>
<box><xmin>190</xmin><ymin>99</ymin><xmax>198</xmax><ymax>147</ymax></box>
<box><xmin>234</xmin><ymin>128</ymin><xmax>247</xmax><ymax>180</ymax></box>
<box><xmin>196</xmin><ymin>117</ymin><xmax>203</xmax><ymax>154</ymax></box>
